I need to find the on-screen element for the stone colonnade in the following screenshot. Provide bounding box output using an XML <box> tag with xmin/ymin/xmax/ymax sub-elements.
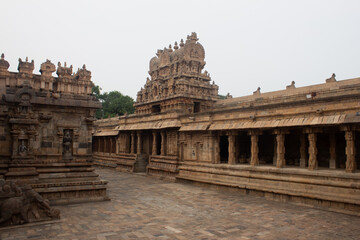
<box><xmin>94</xmin><ymin>130</ymin><xmax>170</xmax><ymax>157</ymax></box>
<box><xmin>217</xmin><ymin>127</ymin><xmax>357</xmax><ymax>173</ymax></box>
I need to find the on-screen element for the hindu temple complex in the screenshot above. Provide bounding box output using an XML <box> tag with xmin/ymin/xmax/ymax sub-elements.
<box><xmin>0</xmin><ymin>54</ymin><xmax>108</xmax><ymax>215</ymax></box>
<box><xmin>93</xmin><ymin>32</ymin><xmax>360</xmax><ymax>215</ymax></box>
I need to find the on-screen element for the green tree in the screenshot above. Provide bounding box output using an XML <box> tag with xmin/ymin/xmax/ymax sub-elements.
<box><xmin>92</xmin><ymin>86</ymin><xmax>135</xmax><ymax>119</ymax></box>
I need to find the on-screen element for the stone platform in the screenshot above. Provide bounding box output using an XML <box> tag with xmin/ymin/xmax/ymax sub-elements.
<box><xmin>1</xmin><ymin>167</ymin><xmax>360</xmax><ymax>240</ymax></box>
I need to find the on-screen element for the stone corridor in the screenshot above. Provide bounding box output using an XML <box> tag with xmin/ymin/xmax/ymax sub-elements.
<box><xmin>1</xmin><ymin>167</ymin><xmax>360</xmax><ymax>240</ymax></box>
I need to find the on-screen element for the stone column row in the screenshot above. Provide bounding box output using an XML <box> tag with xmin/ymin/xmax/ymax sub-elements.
<box><xmin>151</xmin><ymin>131</ymin><xmax>167</xmax><ymax>156</ymax></box>
<box><xmin>217</xmin><ymin>128</ymin><xmax>357</xmax><ymax>173</ymax></box>
<box><xmin>130</xmin><ymin>132</ymin><xmax>143</xmax><ymax>154</ymax></box>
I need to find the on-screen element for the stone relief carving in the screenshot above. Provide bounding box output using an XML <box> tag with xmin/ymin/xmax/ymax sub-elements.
<box><xmin>18</xmin><ymin>139</ymin><xmax>28</xmax><ymax>156</ymax></box>
<box><xmin>0</xmin><ymin>180</ymin><xmax>60</xmax><ymax>227</ymax></box>
<box><xmin>63</xmin><ymin>129</ymin><xmax>73</xmax><ymax>159</ymax></box>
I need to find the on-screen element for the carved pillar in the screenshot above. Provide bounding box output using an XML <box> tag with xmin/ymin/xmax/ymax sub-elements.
<box><xmin>276</xmin><ymin>133</ymin><xmax>285</xmax><ymax>168</ymax></box>
<box><xmin>299</xmin><ymin>134</ymin><xmax>307</xmax><ymax>168</ymax></box>
<box><xmin>152</xmin><ymin>132</ymin><xmax>157</xmax><ymax>155</ymax></box>
<box><xmin>250</xmin><ymin>131</ymin><xmax>260</xmax><ymax>166</ymax></box>
<box><xmin>345</xmin><ymin>131</ymin><xmax>356</xmax><ymax>173</ymax></box>
<box><xmin>228</xmin><ymin>134</ymin><xmax>236</xmax><ymax>165</ymax></box>
<box><xmin>130</xmin><ymin>133</ymin><xmax>135</xmax><ymax>154</ymax></box>
<box><xmin>161</xmin><ymin>131</ymin><xmax>166</xmax><ymax>156</ymax></box>
<box><xmin>308</xmin><ymin>132</ymin><xmax>318</xmax><ymax>170</ymax></box>
<box><xmin>137</xmin><ymin>132</ymin><xmax>142</xmax><ymax>154</ymax></box>
<box><xmin>329</xmin><ymin>133</ymin><xmax>336</xmax><ymax>169</ymax></box>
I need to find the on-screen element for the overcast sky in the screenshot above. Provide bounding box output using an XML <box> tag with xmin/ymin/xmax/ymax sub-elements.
<box><xmin>1</xmin><ymin>0</ymin><xmax>360</xmax><ymax>99</ymax></box>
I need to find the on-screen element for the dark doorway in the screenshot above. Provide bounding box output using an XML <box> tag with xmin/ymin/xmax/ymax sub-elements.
<box><xmin>317</xmin><ymin>133</ymin><xmax>330</xmax><ymax>168</ymax></box>
<box><xmin>285</xmin><ymin>133</ymin><xmax>301</xmax><ymax>166</ymax></box>
<box><xmin>356</xmin><ymin>131</ymin><xmax>360</xmax><ymax>170</ymax></box>
<box><xmin>156</xmin><ymin>134</ymin><xmax>161</xmax><ymax>155</ymax></box>
<box><xmin>236</xmin><ymin>134</ymin><xmax>251</xmax><ymax>164</ymax></box>
<box><xmin>336</xmin><ymin>132</ymin><xmax>346</xmax><ymax>169</ymax></box>
<box><xmin>259</xmin><ymin>132</ymin><xmax>274</xmax><ymax>165</ymax></box>
<box><xmin>152</xmin><ymin>105</ymin><xmax>161</xmax><ymax>113</ymax></box>
<box><xmin>193</xmin><ymin>102</ymin><xmax>200</xmax><ymax>113</ymax></box>
<box><xmin>220</xmin><ymin>135</ymin><xmax>229</xmax><ymax>163</ymax></box>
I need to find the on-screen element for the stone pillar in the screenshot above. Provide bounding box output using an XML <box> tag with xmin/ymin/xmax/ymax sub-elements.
<box><xmin>273</xmin><ymin>137</ymin><xmax>277</xmax><ymax>166</ymax></box>
<box><xmin>214</xmin><ymin>134</ymin><xmax>220</xmax><ymax>164</ymax></box>
<box><xmin>329</xmin><ymin>133</ymin><xmax>336</xmax><ymax>169</ymax></box>
<box><xmin>109</xmin><ymin>138</ymin><xmax>113</xmax><ymax>154</ymax></box>
<box><xmin>152</xmin><ymin>132</ymin><xmax>157</xmax><ymax>155</ymax></box>
<box><xmin>161</xmin><ymin>131</ymin><xmax>166</xmax><ymax>156</ymax></box>
<box><xmin>299</xmin><ymin>134</ymin><xmax>307</xmax><ymax>168</ymax></box>
<box><xmin>130</xmin><ymin>133</ymin><xmax>135</xmax><ymax>154</ymax></box>
<box><xmin>345</xmin><ymin>131</ymin><xmax>356</xmax><ymax>173</ymax></box>
<box><xmin>276</xmin><ymin>133</ymin><xmax>285</xmax><ymax>168</ymax></box>
<box><xmin>228</xmin><ymin>134</ymin><xmax>236</xmax><ymax>165</ymax></box>
<box><xmin>137</xmin><ymin>132</ymin><xmax>142</xmax><ymax>154</ymax></box>
<box><xmin>103</xmin><ymin>137</ymin><xmax>107</xmax><ymax>153</ymax></box>
<box><xmin>115</xmin><ymin>137</ymin><xmax>120</xmax><ymax>154</ymax></box>
<box><xmin>179</xmin><ymin>142</ymin><xmax>184</xmax><ymax>161</ymax></box>
<box><xmin>250</xmin><ymin>132</ymin><xmax>259</xmax><ymax>166</ymax></box>
<box><xmin>308</xmin><ymin>132</ymin><xmax>318</xmax><ymax>170</ymax></box>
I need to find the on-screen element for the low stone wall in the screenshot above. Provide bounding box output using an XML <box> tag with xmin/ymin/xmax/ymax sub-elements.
<box><xmin>93</xmin><ymin>152</ymin><xmax>140</xmax><ymax>173</ymax></box>
<box><xmin>147</xmin><ymin>155</ymin><xmax>180</xmax><ymax>181</ymax></box>
<box><xmin>177</xmin><ymin>162</ymin><xmax>360</xmax><ymax>215</ymax></box>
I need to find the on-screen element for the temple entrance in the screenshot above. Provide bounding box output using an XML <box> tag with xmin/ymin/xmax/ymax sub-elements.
<box><xmin>220</xmin><ymin>135</ymin><xmax>229</xmax><ymax>163</ymax></box>
<box><xmin>317</xmin><ymin>133</ymin><xmax>330</xmax><ymax>168</ymax></box>
<box><xmin>285</xmin><ymin>132</ymin><xmax>301</xmax><ymax>166</ymax></box>
<box><xmin>259</xmin><ymin>132</ymin><xmax>274</xmax><ymax>165</ymax></box>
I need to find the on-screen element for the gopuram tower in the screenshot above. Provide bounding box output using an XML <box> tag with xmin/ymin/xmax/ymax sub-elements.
<box><xmin>134</xmin><ymin>32</ymin><xmax>219</xmax><ymax>114</ymax></box>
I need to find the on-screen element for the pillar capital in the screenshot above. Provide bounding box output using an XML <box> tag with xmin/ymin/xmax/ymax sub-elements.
<box><xmin>248</xmin><ymin>129</ymin><xmax>262</xmax><ymax>136</ymax></box>
<box><xmin>303</xmin><ymin>127</ymin><xmax>322</xmax><ymax>134</ymax></box>
<box><xmin>273</xmin><ymin>128</ymin><xmax>289</xmax><ymax>135</ymax></box>
<box><xmin>340</xmin><ymin>124</ymin><xmax>355</xmax><ymax>132</ymax></box>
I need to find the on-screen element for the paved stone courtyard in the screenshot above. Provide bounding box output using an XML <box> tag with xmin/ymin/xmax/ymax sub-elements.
<box><xmin>1</xmin><ymin>167</ymin><xmax>360</xmax><ymax>240</ymax></box>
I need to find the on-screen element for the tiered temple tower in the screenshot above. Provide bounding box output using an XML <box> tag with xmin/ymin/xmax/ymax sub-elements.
<box><xmin>134</xmin><ymin>32</ymin><xmax>219</xmax><ymax>114</ymax></box>
<box><xmin>0</xmin><ymin>54</ymin><xmax>108</xmax><ymax>204</ymax></box>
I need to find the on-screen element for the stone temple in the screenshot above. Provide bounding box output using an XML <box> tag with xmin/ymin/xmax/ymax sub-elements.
<box><xmin>93</xmin><ymin>32</ymin><xmax>360</xmax><ymax>215</ymax></box>
<box><xmin>0</xmin><ymin>54</ymin><xmax>108</xmax><ymax>207</ymax></box>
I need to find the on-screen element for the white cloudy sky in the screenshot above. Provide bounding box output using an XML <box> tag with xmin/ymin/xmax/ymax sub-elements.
<box><xmin>1</xmin><ymin>0</ymin><xmax>360</xmax><ymax>99</ymax></box>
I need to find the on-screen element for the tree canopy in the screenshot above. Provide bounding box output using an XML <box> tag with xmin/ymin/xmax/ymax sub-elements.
<box><xmin>92</xmin><ymin>86</ymin><xmax>135</xmax><ymax>119</ymax></box>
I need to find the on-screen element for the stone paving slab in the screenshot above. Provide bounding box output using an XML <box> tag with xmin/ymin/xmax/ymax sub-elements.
<box><xmin>1</xmin><ymin>167</ymin><xmax>360</xmax><ymax>240</ymax></box>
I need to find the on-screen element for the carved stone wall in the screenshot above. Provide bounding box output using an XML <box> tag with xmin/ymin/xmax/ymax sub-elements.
<box><xmin>0</xmin><ymin>55</ymin><xmax>108</xmax><ymax>204</ymax></box>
